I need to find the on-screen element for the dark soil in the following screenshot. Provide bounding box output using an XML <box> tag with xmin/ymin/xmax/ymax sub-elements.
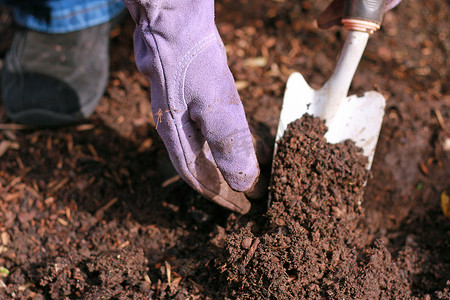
<box><xmin>0</xmin><ymin>0</ymin><xmax>449</xmax><ymax>299</ymax></box>
<box><xmin>221</xmin><ymin>115</ymin><xmax>409</xmax><ymax>299</ymax></box>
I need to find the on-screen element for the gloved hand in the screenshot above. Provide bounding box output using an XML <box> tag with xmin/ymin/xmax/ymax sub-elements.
<box><xmin>317</xmin><ymin>0</ymin><xmax>403</xmax><ymax>29</ymax></box>
<box><xmin>123</xmin><ymin>0</ymin><xmax>260</xmax><ymax>214</ymax></box>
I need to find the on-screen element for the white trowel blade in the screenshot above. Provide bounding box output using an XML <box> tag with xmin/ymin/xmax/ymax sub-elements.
<box><xmin>275</xmin><ymin>72</ymin><xmax>386</xmax><ymax>169</ymax></box>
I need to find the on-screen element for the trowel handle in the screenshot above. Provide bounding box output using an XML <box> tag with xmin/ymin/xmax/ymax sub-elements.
<box><xmin>322</xmin><ymin>0</ymin><xmax>386</xmax><ymax>120</ymax></box>
<box><xmin>342</xmin><ymin>0</ymin><xmax>386</xmax><ymax>34</ymax></box>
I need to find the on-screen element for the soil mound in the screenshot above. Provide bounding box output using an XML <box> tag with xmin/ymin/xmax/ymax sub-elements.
<box><xmin>220</xmin><ymin>115</ymin><xmax>410</xmax><ymax>299</ymax></box>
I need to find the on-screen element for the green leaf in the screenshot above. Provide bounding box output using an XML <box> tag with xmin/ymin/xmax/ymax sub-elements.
<box><xmin>0</xmin><ymin>267</ymin><xmax>9</xmax><ymax>276</ymax></box>
<box><xmin>416</xmin><ymin>182</ymin><xmax>424</xmax><ymax>191</ymax></box>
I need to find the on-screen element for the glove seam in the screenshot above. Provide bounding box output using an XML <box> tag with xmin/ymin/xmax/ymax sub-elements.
<box><xmin>174</xmin><ymin>34</ymin><xmax>216</xmax><ymax>111</ymax></box>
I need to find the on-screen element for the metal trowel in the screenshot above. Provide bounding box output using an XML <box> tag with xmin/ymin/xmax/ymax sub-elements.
<box><xmin>274</xmin><ymin>0</ymin><xmax>387</xmax><ymax>170</ymax></box>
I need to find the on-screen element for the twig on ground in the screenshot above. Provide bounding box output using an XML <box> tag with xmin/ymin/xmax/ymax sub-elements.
<box><xmin>241</xmin><ymin>238</ymin><xmax>260</xmax><ymax>268</ymax></box>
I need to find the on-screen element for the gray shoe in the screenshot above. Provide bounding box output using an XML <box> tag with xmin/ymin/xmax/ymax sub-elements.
<box><xmin>1</xmin><ymin>22</ymin><xmax>111</xmax><ymax>126</ymax></box>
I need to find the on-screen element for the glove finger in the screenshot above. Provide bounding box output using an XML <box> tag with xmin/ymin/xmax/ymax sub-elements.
<box><xmin>385</xmin><ymin>0</ymin><xmax>402</xmax><ymax>11</ymax></box>
<box><xmin>184</xmin><ymin>37</ymin><xmax>260</xmax><ymax>192</ymax></box>
<box><xmin>193</xmin><ymin>141</ymin><xmax>252</xmax><ymax>213</ymax></box>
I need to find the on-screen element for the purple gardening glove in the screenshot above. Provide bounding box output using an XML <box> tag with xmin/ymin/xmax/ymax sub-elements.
<box><xmin>317</xmin><ymin>0</ymin><xmax>403</xmax><ymax>29</ymax></box>
<box><xmin>123</xmin><ymin>0</ymin><xmax>259</xmax><ymax>214</ymax></box>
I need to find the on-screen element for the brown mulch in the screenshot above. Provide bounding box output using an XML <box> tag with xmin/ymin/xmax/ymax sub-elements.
<box><xmin>0</xmin><ymin>0</ymin><xmax>449</xmax><ymax>299</ymax></box>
